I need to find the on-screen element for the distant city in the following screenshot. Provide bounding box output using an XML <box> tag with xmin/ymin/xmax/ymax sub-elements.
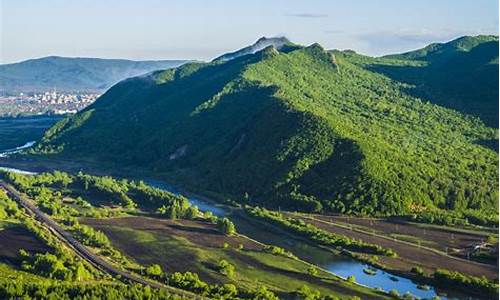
<box><xmin>0</xmin><ymin>90</ymin><xmax>100</xmax><ymax>116</ymax></box>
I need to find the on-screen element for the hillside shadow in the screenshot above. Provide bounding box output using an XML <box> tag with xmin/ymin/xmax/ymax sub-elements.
<box><xmin>366</xmin><ymin>42</ymin><xmax>499</xmax><ymax>127</ymax></box>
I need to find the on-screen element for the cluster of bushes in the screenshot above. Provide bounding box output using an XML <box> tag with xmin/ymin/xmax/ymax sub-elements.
<box><xmin>169</xmin><ymin>271</ymin><xmax>279</xmax><ymax>299</ymax></box>
<box><xmin>3</xmin><ymin>170</ymin><xmax>211</xmax><ymax>224</ymax></box>
<box><xmin>75</xmin><ymin>173</ymin><xmax>136</xmax><ymax>208</ymax></box>
<box><xmin>247</xmin><ymin>207</ymin><xmax>396</xmax><ymax>256</ymax></box>
<box><xmin>217</xmin><ymin>259</ymin><xmax>235</xmax><ymax>277</ymax></box>
<box><xmin>405</xmin><ymin>209</ymin><xmax>498</xmax><ymax>228</ymax></box>
<box><xmin>432</xmin><ymin>269</ymin><xmax>498</xmax><ymax>298</ymax></box>
<box><xmin>0</xmin><ymin>279</ymin><xmax>179</xmax><ymax>300</ymax></box>
<box><xmin>217</xmin><ymin>217</ymin><xmax>236</xmax><ymax>235</ymax></box>
<box><xmin>263</xmin><ymin>245</ymin><xmax>298</xmax><ymax>260</ymax></box>
<box><xmin>294</xmin><ymin>285</ymin><xmax>346</xmax><ymax>300</ymax></box>
<box><xmin>19</xmin><ymin>250</ymin><xmax>92</xmax><ymax>281</ymax></box>
<box><xmin>156</xmin><ymin>201</ymin><xmax>195</xmax><ymax>220</ymax></box>
<box><xmin>34</xmin><ymin>186</ymin><xmax>79</xmax><ymax>217</ymax></box>
<box><xmin>0</xmin><ymin>189</ymin><xmax>21</xmax><ymax>219</ymax></box>
<box><xmin>140</xmin><ymin>267</ymin><xmax>278</xmax><ymax>299</ymax></box>
<box><xmin>70</xmin><ymin>224</ymin><xmax>111</xmax><ymax>248</ymax></box>
<box><xmin>2</xmin><ymin>171</ymin><xmax>72</xmax><ymax>194</ymax></box>
<box><xmin>1</xmin><ymin>189</ymin><xmax>98</xmax><ymax>274</ymax></box>
<box><xmin>0</xmin><ymin>191</ymin><xmax>100</xmax><ymax>282</ymax></box>
<box><xmin>128</xmin><ymin>181</ymin><xmax>188</xmax><ymax>210</ymax></box>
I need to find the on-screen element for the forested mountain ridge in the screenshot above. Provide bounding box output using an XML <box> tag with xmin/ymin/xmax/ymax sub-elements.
<box><xmin>375</xmin><ymin>35</ymin><xmax>499</xmax><ymax>127</ymax></box>
<box><xmin>33</xmin><ymin>37</ymin><xmax>498</xmax><ymax>220</ymax></box>
<box><xmin>0</xmin><ymin>56</ymin><xmax>187</xmax><ymax>93</ymax></box>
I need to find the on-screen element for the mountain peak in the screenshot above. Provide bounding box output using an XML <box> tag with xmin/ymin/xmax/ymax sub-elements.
<box><xmin>255</xmin><ymin>36</ymin><xmax>290</xmax><ymax>45</ymax></box>
<box><xmin>213</xmin><ymin>36</ymin><xmax>292</xmax><ymax>62</ymax></box>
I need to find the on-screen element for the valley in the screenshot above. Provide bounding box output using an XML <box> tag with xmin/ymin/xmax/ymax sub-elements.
<box><xmin>0</xmin><ymin>34</ymin><xmax>498</xmax><ymax>300</ymax></box>
<box><xmin>0</xmin><ymin>134</ymin><xmax>496</xmax><ymax>299</ymax></box>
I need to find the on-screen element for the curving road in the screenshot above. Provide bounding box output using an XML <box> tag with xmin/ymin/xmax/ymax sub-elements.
<box><xmin>0</xmin><ymin>180</ymin><xmax>201</xmax><ymax>299</ymax></box>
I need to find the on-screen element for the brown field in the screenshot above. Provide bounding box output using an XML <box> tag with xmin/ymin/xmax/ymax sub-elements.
<box><xmin>0</xmin><ymin>225</ymin><xmax>51</xmax><ymax>264</ymax></box>
<box><xmin>293</xmin><ymin>214</ymin><xmax>498</xmax><ymax>280</ymax></box>
<box><xmin>80</xmin><ymin>216</ymin><xmax>388</xmax><ymax>300</ymax></box>
<box><xmin>316</xmin><ymin>215</ymin><xmax>492</xmax><ymax>253</ymax></box>
<box><xmin>82</xmin><ymin>216</ymin><xmax>262</xmax><ymax>251</ymax></box>
<box><xmin>81</xmin><ymin>217</ymin><xmax>257</xmax><ymax>284</ymax></box>
<box><xmin>81</xmin><ymin>216</ymin><xmax>268</xmax><ymax>284</ymax></box>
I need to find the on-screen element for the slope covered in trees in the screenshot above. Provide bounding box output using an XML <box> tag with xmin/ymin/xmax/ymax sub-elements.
<box><xmin>0</xmin><ymin>56</ymin><xmax>187</xmax><ymax>93</ymax></box>
<box><xmin>33</xmin><ymin>37</ymin><xmax>498</xmax><ymax>220</ymax></box>
<box><xmin>377</xmin><ymin>35</ymin><xmax>499</xmax><ymax>127</ymax></box>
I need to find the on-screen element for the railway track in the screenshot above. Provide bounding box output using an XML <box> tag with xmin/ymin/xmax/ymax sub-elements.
<box><xmin>0</xmin><ymin>180</ymin><xmax>201</xmax><ymax>299</ymax></box>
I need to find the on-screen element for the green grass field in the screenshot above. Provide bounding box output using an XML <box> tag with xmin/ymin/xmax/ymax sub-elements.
<box><xmin>87</xmin><ymin>218</ymin><xmax>389</xmax><ymax>299</ymax></box>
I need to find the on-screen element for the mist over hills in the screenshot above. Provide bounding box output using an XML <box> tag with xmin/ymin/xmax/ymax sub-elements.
<box><xmin>0</xmin><ymin>56</ymin><xmax>187</xmax><ymax>93</ymax></box>
<box><xmin>33</xmin><ymin>36</ymin><xmax>498</xmax><ymax>219</ymax></box>
<box><xmin>213</xmin><ymin>36</ymin><xmax>294</xmax><ymax>61</ymax></box>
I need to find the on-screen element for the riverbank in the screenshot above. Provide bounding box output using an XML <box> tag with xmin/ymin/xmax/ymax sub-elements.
<box><xmin>0</xmin><ymin>154</ymin><xmax>496</xmax><ymax>299</ymax></box>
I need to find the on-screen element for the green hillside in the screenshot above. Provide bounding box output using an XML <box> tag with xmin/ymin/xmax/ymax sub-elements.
<box><xmin>379</xmin><ymin>35</ymin><xmax>499</xmax><ymax>127</ymax></box>
<box><xmin>0</xmin><ymin>56</ymin><xmax>187</xmax><ymax>93</ymax></box>
<box><xmin>33</xmin><ymin>38</ymin><xmax>498</xmax><ymax>219</ymax></box>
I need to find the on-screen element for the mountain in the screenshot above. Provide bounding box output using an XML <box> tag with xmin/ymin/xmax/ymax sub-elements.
<box><xmin>0</xmin><ymin>56</ymin><xmax>187</xmax><ymax>93</ymax></box>
<box><xmin>375</xmin><ymin>35</ymin><xmax>499</xmax><ymax>127</ymax></box>
<box><xmin>214</xmin><ymin>36</ymin><xmax>295</xmax><ymax>61</ymax></box>
<box><xmin>33</xmin><ymin>37</ymin><xmax>498</xmax><ymax>218</ymax></box>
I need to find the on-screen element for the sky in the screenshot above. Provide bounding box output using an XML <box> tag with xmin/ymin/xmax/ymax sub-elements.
<box><xmin>1</xmin><ymin>0</ymin><xmax>498</xmax><ymax>64</ymax></box>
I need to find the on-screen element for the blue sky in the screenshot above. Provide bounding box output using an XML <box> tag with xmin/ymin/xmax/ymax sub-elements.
<box><xmin>1</xmin><ymin>0</ymin><xmax>498</xmax><ymax>63</ymax></box>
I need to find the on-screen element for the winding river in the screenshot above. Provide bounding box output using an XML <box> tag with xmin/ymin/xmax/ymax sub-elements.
<box><xmin>0</xmin><ymin>142</ymin><xmax>481</xmax><ymax>300</ymax></box>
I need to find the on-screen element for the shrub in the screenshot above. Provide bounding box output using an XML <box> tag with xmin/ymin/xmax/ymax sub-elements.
<box><xmin>263</xmin><ymin>245</ymin><xmax>297</xmax><ymax>259</ymax></box>
<box><xmin>217</xmin><ymin>259</ymin><xmax>235</xmax><ymax>277</ymax></box>
<box><xmin>247</xmin><ymin>207</ymin><xmax>396</xmax><ymax>256</ymax></box>
<box><xmin>217</xmin><ymin>218</ymin><xmax>236</xmax><ymax>235</ymax></box>
<box><xmin>433</xmin><ymin>269</ymin><xmax>498</xmax><ymax>297</ymax></box>
<box><xmin>145</xmin><ymin>264</ymin><xmax>163</xmax><ymax>278</ymax></box>
<box><xmin>411</xmin><ymin>266</ymin><xmax>424</xmax><ymax>276</ymax></box>
<box><xmin>307</xmin><ymin>266</ymin><xmax>319</xmax><ymax>276</ymax></box>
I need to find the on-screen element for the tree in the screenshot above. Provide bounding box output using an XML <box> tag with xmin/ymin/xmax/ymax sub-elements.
<box><xmin>165</xmin><ymin>205</ymin><xmax>178</xmax><ymax>220</ymax></box>
<box><xmin>186</xmin><ymin>205</ymin><xmax>199</xmax><ymax>220</ymax></box>
<box><xmin>217</xmin><ymin>218</ymin><xmax>236</xmax><ymax>235</ymax></box>
<box><xmin>217</xmin><ymin>259</ymin><xmax>235</xmax><ymax>277</ymax></box>
<box><xmin>0</xmin><ymin>207</ymin><xmax>7</xmax><ymax>219</ymax></box>
<box><xmin>73</xmin><ymin>261</ymin><xmax>92</xmax><ymax>281</ymax></box>
<box><xmin>145</xmin><ymin>264</ymin><xmax>163</xmax><ymax>278</ymax></box>
<box><xmin>307</xmin><ymin>266</ymin><xmax>318</xmax><ymax>276</ymax></box>
<box><xmin>295</xmin><ymin>285</ymin><xmax>321</xmax><ymax>300</ymax></box>
<box><xmin>251</xmin><ymin>286</ymin><xmax>279</xmax><ymax>300</ymax></box>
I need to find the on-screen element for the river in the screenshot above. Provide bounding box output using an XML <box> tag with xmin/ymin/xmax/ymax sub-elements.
<box><xmin>0</xmin><ymin>141</ymin><xmax>481</xmax><ymax>300</ymax></box>
<box><xmin>142</xmin><ymin>179</ymin><xmax>478</xmax><ymax>299</ymax></box>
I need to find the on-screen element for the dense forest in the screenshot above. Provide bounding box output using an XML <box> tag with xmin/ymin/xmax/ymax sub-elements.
<box><xmin>32</xmin><ymin>36</ymin><xmax>498</xmax><ymax>221</ymax></box>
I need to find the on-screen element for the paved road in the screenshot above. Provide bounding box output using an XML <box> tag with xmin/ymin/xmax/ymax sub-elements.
<box><xmin>0</xmin><ymin>181</ymin><xmax>201</xmax><ymax>299</ymax></box>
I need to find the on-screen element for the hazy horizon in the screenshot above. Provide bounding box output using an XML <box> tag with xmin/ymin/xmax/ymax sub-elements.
<box><xmin>2</xmin><ymin>33</ymin><xmax>499</xmax><ymax>65</ymax></box>
<box><xmin>1</xmin><ymin>0</ymin><xmax>498</xmax><ymax>64</ymax></box>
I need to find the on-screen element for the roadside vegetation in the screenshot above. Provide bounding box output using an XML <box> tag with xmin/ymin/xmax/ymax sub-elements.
<box><xmin>247</xmin><ymin>206</ymin><xmax>397</xmax><ymax>256</ymax></box>
<box><xmin>0</xmin><ymin>170</ymin><xmax>391</xmax><ymax>299</ymax></box>
<box><xmin>0</xmin><ymin>264</ymin><xmax>178</xmax><ymax>300</ymax></box>
<box><xmin>431</xmin><ymin>269</ymin><xmax>498</xmax><ymax>298</ymax></box>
